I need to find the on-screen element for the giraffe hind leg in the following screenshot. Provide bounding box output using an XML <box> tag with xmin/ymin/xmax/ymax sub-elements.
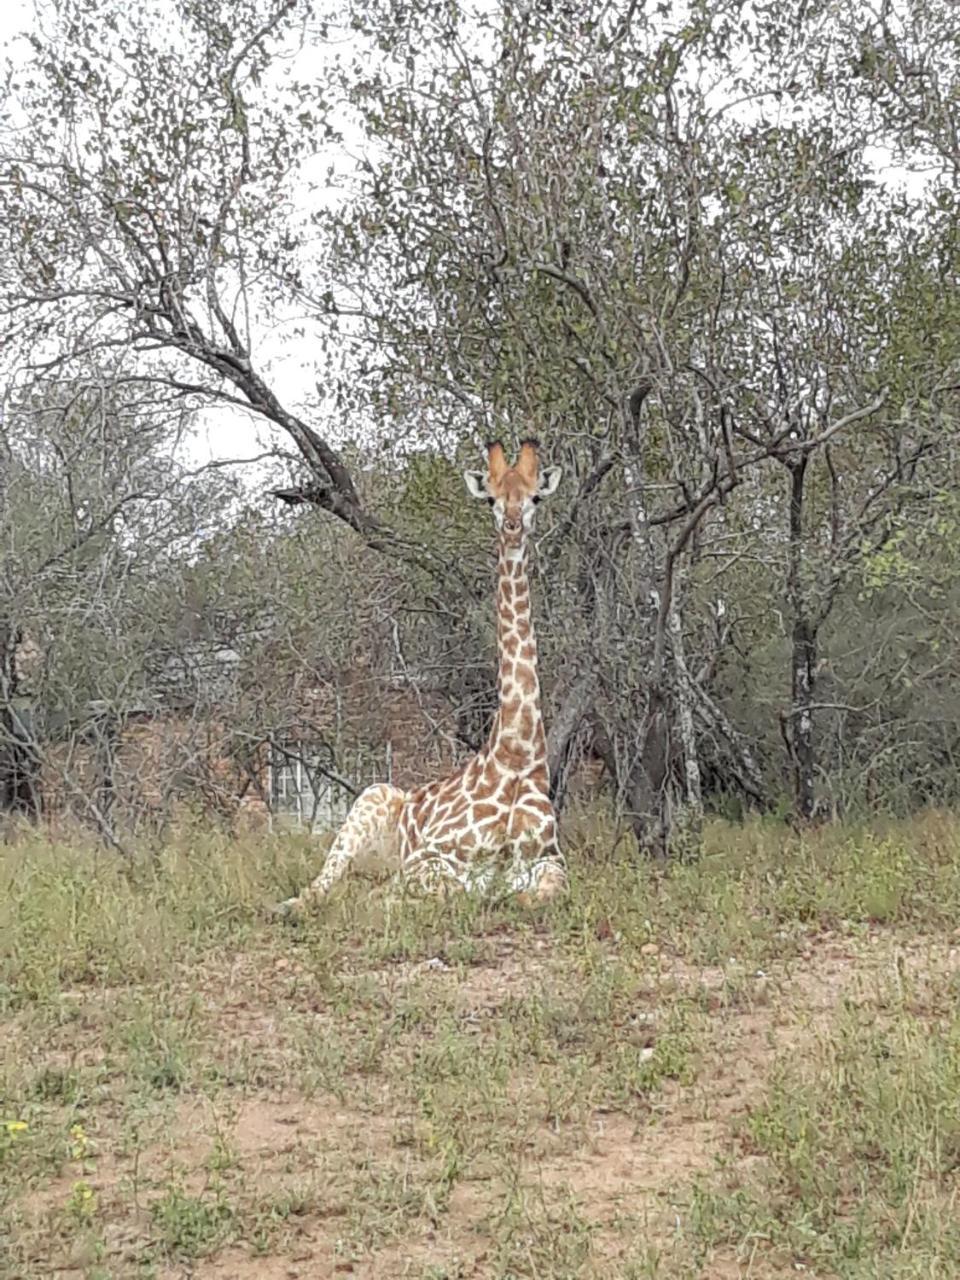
<box><xmin>401</xmin><ymin>850</ymin><xmax>474</xmax><ymax>898</ymax></box>
<box><xmin>273</xmin><ymin>783</ymin><xmax>405</xmax><ymax>917</ymax></box>
<box><xmin>397</xmin><ymin>840</ymin><xmax>506</xmax><ymax>899</ymax></box>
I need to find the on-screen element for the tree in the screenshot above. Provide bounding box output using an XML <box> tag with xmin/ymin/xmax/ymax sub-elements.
<box><xmin>0</xmin><ymin>369</ymin><xmax>250</xmax><ymax>842</ymax></box>
<box><xmin>312</xmin><ymin>0</ymin><xmax>946</xmax><ymax>846</ymax></box>
<box><xmin>0</xmin><ymin>0</ymin><xmax>467</xmax><ymax>585</ymax></box>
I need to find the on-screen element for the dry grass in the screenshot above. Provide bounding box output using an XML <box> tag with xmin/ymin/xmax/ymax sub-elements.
<box><xmin>3</xmin><ymin>809</ymin><xmax>960</xmax><ymax>1277</ymax></box>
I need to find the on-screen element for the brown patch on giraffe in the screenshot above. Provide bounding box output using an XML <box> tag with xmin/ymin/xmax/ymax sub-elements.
<box><xmin>519</xmin><ymin>641</ymin><xmax>536</xmax><ymax>662</ymax></box>
<box><xmin>472</xmin><ymin>801</ymin><xmax>499</xmax><ymax>821</ymax></box>
<box><xmin>410</xmin><ymin>784</ymin><xmax>436</xmax><ymax>813</ymax></box>
<box><xmin>518</xmin><ymin>705</ymin><xmax>535</xmax><ymax>742</ymax></box>
<box><xmin>481</xmin><ymin>758</ymin><xmax>500</xmax><ymax>789</ymax></box>
<box><xmin>516</xmin><ymin>665</ymin><xmax>536</xmax><ymax>696</ymax></box>
<box><xmin>500</xmin><ymin>695</ymin><xmax>521</xmax><ymax>721</ymax></box>
<box><xmin>419</xmin><ymin>793</ymin><xmax>441</xmax><ymax>816</ymax></box>
<box><xmin>495</xmin><ymin>741</ymin><xmax>530</xmax><ymax>772</ymax></box>
<box><xmin>500</xmin><ymin>775</ymin><xmax>520</xmax><ymax>807</ymax></box>
<box><xmin>399</xmin><ymin>809</ymin><xmax>415</xmax><ymax>836</ymax></box>
<box><xmin>435</xmin><ymin>773</ymin><xmax>462</xmax><ymax>800</ymax></box>
<box><xmin>528</xmin><ymin>763</ymin><xmax>549</xmax><ymax>791</ymax></box>
<box><xmin>446</xmin><ymin>795</ymin><xmax>470</xmax><ymax>820</ymax></box>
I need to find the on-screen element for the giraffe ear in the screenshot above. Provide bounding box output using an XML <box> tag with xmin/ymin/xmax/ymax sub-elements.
<box><xmin>537</xmin><ymin>465</ymin><xmax>562</xmax><ymax>498</ymax></box>
<box><xmin>463</xmin><ymin>470</ymin><xmax>489</xmax><ymax>499</ymax></box>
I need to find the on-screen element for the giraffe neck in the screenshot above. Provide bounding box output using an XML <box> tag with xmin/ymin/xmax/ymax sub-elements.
<box><xmin>487</xmin><ymin>535</ymin><xmax>547</xmax><ymax>773</ymax></box>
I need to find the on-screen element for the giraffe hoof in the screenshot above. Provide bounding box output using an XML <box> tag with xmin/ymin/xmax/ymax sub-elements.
<box><xmin>536</xmin><ymin>867</ymin><xmax>567</xmax><ymax>902</ymax></box>
<box><xmin>515</xmin><ymin>867</ymin><xmax>567</xmax><ymax>908</ymax></box>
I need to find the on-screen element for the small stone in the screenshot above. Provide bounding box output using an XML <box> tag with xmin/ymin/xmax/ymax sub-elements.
<box><xmin>640</xmin><ymin>942</ymin><xmax>659</xmax><ymax>957</ymax></box>
<box><xmin>275</xmin><ymin>957</ymin><xmax>290</xmax><ymax>971</ymax></box>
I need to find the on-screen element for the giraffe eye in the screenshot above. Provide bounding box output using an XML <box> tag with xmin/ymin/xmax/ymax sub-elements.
<box><xmin>486</xmin><ymin>496</ymin><xmax>495</xmax><ymax>507</ymax></box>
<box><xmin>531</xmin><ymin>494</ymin><xmax>541</xmax><ymax>505</ymax></box>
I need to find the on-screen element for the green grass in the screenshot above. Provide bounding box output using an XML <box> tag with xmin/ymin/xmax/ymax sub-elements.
<box><xmin>690</xmin><ymin>994</ymin><xmax>960</xmax><ymax>1276</ymax></box>
<box><xmin>151</xmin><ymin>1181</ymin><xmax>238</xmax><ymax>1258</ymax></box>
<box><xmin>2</xmin><ymin>810</ymin><xmax>960</xmax><ymax>1276</ymax></box>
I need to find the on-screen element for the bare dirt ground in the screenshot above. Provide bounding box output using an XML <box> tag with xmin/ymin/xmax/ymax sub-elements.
<box><xmin>8</xmin><ymin>920</ymin><xmax>955</xmax><ymax>1279</ymax></box>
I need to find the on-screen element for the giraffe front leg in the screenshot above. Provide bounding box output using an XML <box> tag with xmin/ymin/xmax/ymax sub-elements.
<box><xmin>513</xmin><ymin>848</ymin><xmax>567</xmax><ymax>906</ymax></box>
<box><xmin>273</xmin><ymin>783</ymin><xmax>405</xmax><ymax>918</ymax></box>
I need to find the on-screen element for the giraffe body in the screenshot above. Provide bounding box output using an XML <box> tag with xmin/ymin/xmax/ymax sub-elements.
<box><xmin>276</xmin><ymin>440</ymin><xmax>566</xmax><ymax>914</ymax></box>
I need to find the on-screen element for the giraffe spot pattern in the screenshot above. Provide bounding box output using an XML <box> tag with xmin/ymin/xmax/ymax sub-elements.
<box><xmin>285</xmin><ymin>448</ymin><xmax>565</xmax><ymax>910</ymax></box>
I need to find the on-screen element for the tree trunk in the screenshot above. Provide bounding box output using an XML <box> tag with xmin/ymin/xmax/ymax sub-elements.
<box><xmin>667</xmin><ymin>603</ymin><xmax>702</xmax><ymax>813</ymax></box>
<box><xmin>791</xmin><ymin>617</ymin><xmax>817</xmax><ymax>823</ymax></box>
<box><xmin>547</xmin><ymin>668</ymin><xmax>596</xmax><ymax>811</ymax></box>
<box><xmin>0</xmin><ymin>714</ymin><xmax>43</xmax><ymax>818</ymax></box>
<box><xmin>637</xmin><ymin>684</ymin><xmax>671</xmax><ymax>859</ymax></box>
<box><xmin>786</xmin><ymin>458</ymin><xmax>817</xmax><ymax>823</ymax></box>
<box><xmin>93</xmin><ymin>711</ymin><xmax>120</xmax><ymax>823</ymax></box>
<box><xmin>667</xmin><ymin>600</ymin><xmax>703</xmax><ymax>854</ymax></box>
<box><xmin>0</xmin><ymin>625</ymin><xmax>42</xmax><ymax>820</ymax></box>
<box><xmin>619</xmin><ymin>383</ymin><xmax>674</xmax><ymax>855</ymax></box>
<box><xmin>690</xmin><ymin>681</ymin><xmax>766</xmax><ymax>805</ymax></box>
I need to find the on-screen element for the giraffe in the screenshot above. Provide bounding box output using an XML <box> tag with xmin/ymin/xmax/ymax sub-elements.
<box><xmin>274</xmin><ymin>438</ymin><xmax>566</xmax><ymax>914</ymax></box>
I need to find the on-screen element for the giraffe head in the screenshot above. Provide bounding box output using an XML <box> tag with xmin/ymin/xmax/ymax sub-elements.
<box><xmin>463</xmin><ymin>439</ymin><xmax>562</xmax><ymax>543</ymax></box>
